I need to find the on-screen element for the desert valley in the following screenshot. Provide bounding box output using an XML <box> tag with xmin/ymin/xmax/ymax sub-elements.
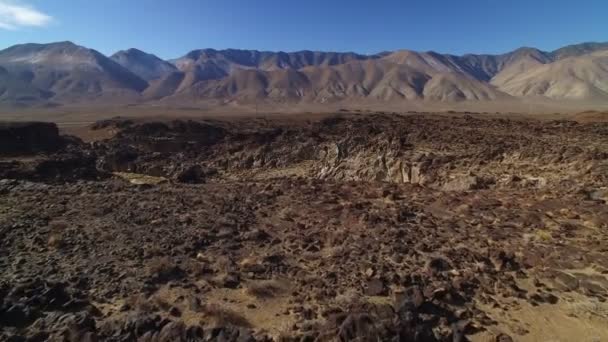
<box><xmin>1</xmin><ymin>29</ymin><xmax>608</xmax><ymax>342</ymax></box>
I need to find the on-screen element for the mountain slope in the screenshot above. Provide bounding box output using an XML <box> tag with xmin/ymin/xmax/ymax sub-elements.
<box><xmin>0</xmin><ymin>41</ymin><xmax>147</xmax><ymax>103</ymax></box>
<box><xmin>0</xmin><ymin>66</ymin><xmax>53</xmax><ymax>105</ymax></box>
<box><xmin>551</xmin><ymin>42</ymin><xmax>608</xmax><ymax>60</ymax></box>
<box><xmin>458</xmin><ymin>47</ymin><xmax>553</xmax><ymax>82</ymax></box>
<box><xmin>159</xmin><ymin>49</ymin><xmax>377</xmax><ymax>100</ymax></box>
<box><xmin>490</xmin><ymin>48</ymin><xmax>554</xmax><ymax>86</ymax></box>
<box><xmin>111</xmin><ymin>48</ymin><xmax>177</xmax><ymax>81</ymax></box>
<box><xmin>164</xmin><ymin>58</ymin><xmax>509</xmax><ymax>103</ymax></box>
<box><xmin>172</xmin><ymin>49</ymin><xmax>374</xmax><ymax>73</ymax></box>
<box><xmin>423</xmin><ymin>73</ymin><xmax>507</xmax><ymax>101</ymax></box>
<box><xmin>1</xmin><ymin>41</ymin><xmax>608</xmax><ymax>106</ymax></box>
<box><xmin>492</xmin><ymin>51</ymin><xmax>608</xmax><ymax>100</ymax></box>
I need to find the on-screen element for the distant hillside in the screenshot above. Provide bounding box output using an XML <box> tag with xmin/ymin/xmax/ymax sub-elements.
<box><xmin>0</xmin><ymin>41</ymin><xmax>147</xmax><ymax>105</ymax></box>
<box><xmin>492</xmin><ymin>50</ymin><xmax>608</xmax><ymax>100</ymax></box>
<box><xmin>164</xmin><ymin>57</ymin><xmax>509</xmax><ymax>103</ymax></box>
<box><xmin>551</xmin><ymin>42</ymin><xmax>608</xmax><ymax>60</ymax></box>
<box><xmin>171</xmin><ymin>49</ymin><xmax>374</xmax><ymax>73</ymax></box>
<box><xmin>1</xmin><ymin>40</ymin><xmax>608</xmax><ymax>107</ymax></box>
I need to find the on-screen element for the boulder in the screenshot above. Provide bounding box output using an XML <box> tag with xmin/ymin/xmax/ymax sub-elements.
<box><xmin>175</xmin><ymin>165</ymin><xmax>217</xmax><ymax>184</ymax></box>
<box><xmin>442</xmin><ymin>175</ymin><xmax>479</xmax><ymax>191</ymax></box>
<box><xmin>552</xmin><ymin>271</ymin><xmax>579</xmax><ymax>291</ymax></box>
<box><xmin>365</xmin><ymin>278</ymin><xmax>388</xmax><ymax>296</ymax></box>
<box><xmin>442</xmin><ymin>174</ymin><xmax>494</xmax><ymax>191</ymax></box>
<box><xmin>0</xmin><ymin>152</ymin><xmax>104</xmax><ymax>182</ymax></box>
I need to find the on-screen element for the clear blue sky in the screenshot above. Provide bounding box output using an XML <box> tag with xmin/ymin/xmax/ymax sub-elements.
<box><xmin>1</xmin><ymin>0</ymin><xmax>606</xmax><ymax>59</ymax></box>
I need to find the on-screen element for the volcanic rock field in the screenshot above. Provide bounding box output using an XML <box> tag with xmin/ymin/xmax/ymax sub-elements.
<box><xmin>1</xmin><ymin>113</ymin><xmax>608</xmax><ymax>341</ymax></box>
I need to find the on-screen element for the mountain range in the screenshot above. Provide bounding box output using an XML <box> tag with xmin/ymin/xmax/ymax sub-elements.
<box><xmin>1</xmin><ymin>41</ymin><xmax>607</xmax><ymax>107</ymax></box>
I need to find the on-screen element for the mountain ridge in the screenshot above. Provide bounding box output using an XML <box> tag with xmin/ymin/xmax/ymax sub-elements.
<box><xmin>0</xmin><ymin>41</ymin><xmax>147</xmax><ymax>106</ymax></box>
<box><xmin>111</xmin><ymin>48</ymin><xmax>177</xmax><ymax>81</ymax></box>
<box><xmin>1</xmin><ymin>41</ymin><xmax>607</xmax><ymax>107</ymax></box>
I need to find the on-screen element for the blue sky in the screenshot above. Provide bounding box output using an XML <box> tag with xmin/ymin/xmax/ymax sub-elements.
<box><xmin>1</xmin><ymin>0</ymin><xmax>606</xmax><ymax>59</ymax></box>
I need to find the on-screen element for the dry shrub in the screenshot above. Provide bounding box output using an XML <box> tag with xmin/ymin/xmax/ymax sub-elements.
<box><xmin>47</xmin><ymin>234</ymin><xmax>64</xmax><ymax>249</ymax></box>
<box><xmin>152</xmin><ymin>296</ymin><xmax>171</xmax><ymax>311</ymax></box>
<box><xmin>146</xmin><ymin>257</ymin><xmax>184</xmax><ymax>282</ymax></box>
<box><xmin>201</xmin><ymin>304</ymin><xmax>251</xmax><ymax>328</ymax></box>
<box><xmin>334</xmin><ymin>288</ymin><xmax>364</xmax><ymax>308</ymax></box>
<box><xmin>49</xmin><ymin>220</ymin><xmax>69</xmax><ymax>230</ymax></box>
<box><xmin>143</xmin><ymin>245</ymin><xmax>164</xmax><ymax>258</ymax></box>
<box><xmin>323</xmin><ymin>229</ymin><xmax>348</xmax><ymax>249</ymax></box>
<box><xmin>245</xmin><ymin>280</ymin><xmax>284</xmax><ymax>299</ymax></box>
<box><xmin>182</xmin><ymin>258</ymin><xmax>213</xmax><ymax>277</ymax></box>
<box><xmin>535</xmin><ymin>229</ymin><xmax>553</xmax><ymax>241</ymax></box>
<box><xmin>125</xmin><ymin>294</ymin><xmax>157</xmax><ymax>313</ymax></box>
<box><xmin>125</xmin><ymin>293</ymin><xmax>172</xmax><ymax>313</ymax></box>
<box><xmin>47</xmin><ymin>220</ymin><xmax>69</xmax><ymax>249</ymax></box>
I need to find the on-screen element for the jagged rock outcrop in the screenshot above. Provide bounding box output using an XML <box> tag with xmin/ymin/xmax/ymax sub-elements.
<box><xmin>0</xmin><ymin>122</ymin><xmax>64</xmax><ymax>155</ymax></box>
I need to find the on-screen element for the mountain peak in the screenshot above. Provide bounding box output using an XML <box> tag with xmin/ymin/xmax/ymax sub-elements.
<box><xmin>0</xmin><ymin>41</ymin><xmax>148</xmax><ymax>104</ymax></box>
<box><xmin>508</xmin><ymin>47</ymin><xmax>549</xmax><ymax>57</ymax></box>
<box><xmin>110</xmin><ymin>48</ymin><xmax>177</xmax><ymax>81</ymax></box>
<box><xmin>48</xmin><ymin>41</ymin><xmax>78</xmax><ymax>47</ymax></box>
<box><xmin>113</xmin><ymin>48</ymin><xmax>150</xmax><ymax>58</ymax></box>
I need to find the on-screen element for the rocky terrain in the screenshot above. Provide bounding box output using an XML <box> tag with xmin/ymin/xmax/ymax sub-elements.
<box><xmin>1</xmin><ymin>113</ymin><xmax>608</xmax><ymax>341</ymax></box>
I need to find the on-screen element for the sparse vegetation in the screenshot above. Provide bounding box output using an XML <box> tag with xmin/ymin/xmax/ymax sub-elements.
<box><xmin>535</xmin><ymin>229</ymin><xmax>553</xmax><ymax>241</ymax></box>
<box><xmin>245</xmin><ymin>280</ymin><xmax>285</xmax><ymax>299</ymax></box>
<box><xmin>146</xmin><ymin>257</ymin><xmax>184</xmax><ymax>282</ymax></box>
<box><xmin>47</xmin><ymin>220</ymin><xmax>68</xmax><ymax>249</ymax></box>
<box><xmin>201</xmin><ymin>304</ymin><xmax>251</xmax><ymax>328</ymax></box>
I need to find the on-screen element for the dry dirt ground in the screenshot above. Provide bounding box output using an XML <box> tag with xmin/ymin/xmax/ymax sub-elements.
<box><xmin>1</xmin><ymin>113</ymin><xmax>608</xmax><ymax>341</ymax></box>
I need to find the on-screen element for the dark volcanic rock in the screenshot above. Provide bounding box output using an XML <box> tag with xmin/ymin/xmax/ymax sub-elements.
<box><xmin>116</xmin><ymin>120</ymin><xmax>227</xmax><ymax>153</ymax></box>
<box><xmin>1</xmin><ymin>114</ymin><xmax>608</xmax><ymax>341</ymax></box>
<box><xmin>34</xmin><ymin>152</ymin><xmax>102</xmax><ymax>182</ymax></box>
<box><xmin>0</xmin><ymin>151</ymin><xmax>104</xmax><ymax>182</ymax></box>
<box><xmin>0</xmin><ymin>122</ymin><xmax>64</xmax><ymax>156</ymax></box>
<box><xmin>175</xmin><ymin>165</ymin><xmax>216</xmax><ymax>184</ymax></box>
<box><xmin>90</xmin><ymin>116</ymin><xmax>134</xmax><ymax>130</ymax></box>
<box><xmin>364</xmin><ymin>278</ymin><xmax>388</xmax><ymax>296</ymax></box>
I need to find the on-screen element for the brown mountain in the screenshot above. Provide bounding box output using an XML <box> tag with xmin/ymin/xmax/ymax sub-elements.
<box><xmin>171</xmin><ymin>49</ymin><xmax>374</xmax><ymax>73</ymax></box>
<box><xmin>0</xmin><ymin>66</ymin><xmax>53</xmax><ymax>106</ymax></box>
<box><xmin>492</xmin><ymin>50</ymin><xmax>608</xmax><ymax>100</ymax></box>
<box><xmin>0</xmin><ymin>41</ymin><xmax>147</xmax><ymax>105</ymax></box>
<box><xmin>551</xmin><ymin>42</ymin><xmax>608</xmax><ymax>60</ymax></box>
<box><xmin>2</xmin><ymin>41</ymin><xmax>608</xmax><ymax>107</ymax></box>
<box><xmin>164</xmin><ymin>56</ymin><xmax>509</xmax><ymax>103</ymax></box>
<box><xmin>152</xmin><ymin>49</ymin><xmax>377</xmax><ymax>101</ymax></box>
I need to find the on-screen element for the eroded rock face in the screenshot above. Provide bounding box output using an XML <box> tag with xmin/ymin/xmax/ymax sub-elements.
<box><xmin>116</xmin><ymin>120</ymin><xmax>227</xmax><ymax>153</ymax></box>
<box><xmin>90</xmin><ymin>114</ymin><xmax>608</xmax><ymax>191</ymax></box>
<box><xmin>4</xmin><ymin>115</ymin><xmax>608</xmax><ymax>189</ymax></box>
<box><xmin>175</xmin><ymin>165</ymin><xmax>216</xmax><ymax>184</ymax></box>
<box><xmin>0</xmin><ymin>122</ymin><xmax>106</xmax><ymax>182</ymax></box>
<box><xmin>0</xmin><ymin>122</ymin><xmax>64</xmax><ymax>156</ymax></box>
<box><xmin>0</xmin><ymin>151</ymin><xmax>104</xmax><ymax>182</ymax></box>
